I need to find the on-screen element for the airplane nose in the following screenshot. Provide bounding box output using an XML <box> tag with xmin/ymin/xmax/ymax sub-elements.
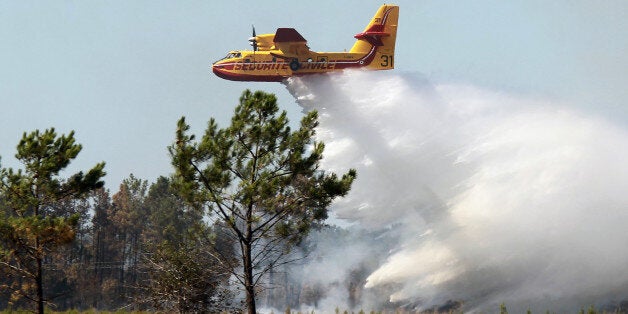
<box><xmin>211</xmin><ymin>62</ymin><xmax>223</xmax><ymax>73</ymax></box>
<box><xmin>212</xmin><ymin>62</ymin><xmax>232</xmax><ymax>80</ymax></box>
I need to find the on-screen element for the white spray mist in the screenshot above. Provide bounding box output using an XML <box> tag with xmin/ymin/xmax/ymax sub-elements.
<box><xmin>284</xmin><ymin>70</ymin><xmax>628</xmax><ymax>312</ymax></box>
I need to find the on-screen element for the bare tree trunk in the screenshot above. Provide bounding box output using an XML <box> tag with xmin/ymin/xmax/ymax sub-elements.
<box><xmin>244</xmin><ymin>189</ymin><xmax>257</xmax><ymax>314</ymax></box>
<box><xmin>244</xmin><ymin>240</ymin><xmax>256</xmax><ymax>314</ymax></box>
<box><xmin>35</xmin><ymin>205</ymin><xmax>44</xmax><ymax>314</ymax></box>
<box><xmin>266</xmin><ymin>266</ymin><xmax>274</xmax><ymax>308</ymax></box>
<box><xmin>36</xmin><ymin>253</ymin><xmax>44</xmax><ymax>314</ymax></box>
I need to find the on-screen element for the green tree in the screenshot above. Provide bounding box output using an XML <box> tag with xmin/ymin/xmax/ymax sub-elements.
<box><xmin>140</xmin><ymin>176</ymin><xmax>236</xmax><ymax>313</ymax></box>
<box><xmin>0</xmin><ymin>128</ymin><xmax>105</xmax><ymax>314</ymax></box>
<box><xmin>142</xmin><ymin>224</ymin><xmax>236</xmax><ymax>313</ymax></box>
<box><xmin>169</xmin><ymin>90</ymin><xmax>356</xmax><ymax>314</ymax></box>
<box><xmin>42</xmin><ymin>196</ymin><xmax>94</xmax><ymax>311</ymax></box>
<box><xmin>500</xmin><ymin>303</ymin><xmax>509</xmax><ymax>314</ymax></box>
<box><xmin>143</xmin><ymin>176</ymin><xmax>203</xmax><ymax>244</ymax></box>
<box><xmin>110</xmin><ymin>174</ymin><xmax>149</xmax><ymax>305</ymax></box>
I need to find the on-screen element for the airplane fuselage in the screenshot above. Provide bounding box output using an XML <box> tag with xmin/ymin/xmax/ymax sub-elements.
<box><xmin>212</xmin><ymin>47</ymin><xmax>390</xmax><ymax>82</ymax></box>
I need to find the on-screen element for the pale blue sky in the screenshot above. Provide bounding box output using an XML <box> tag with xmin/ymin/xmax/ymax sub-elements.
<box><xmin>1</xmin><ymin>0</ymin><xmax>627</xmax><ymax>189</ymax></box>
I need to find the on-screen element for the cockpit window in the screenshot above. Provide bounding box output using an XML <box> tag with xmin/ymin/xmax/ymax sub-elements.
<box><xmin>222</xmin><ymin>52</ymin><xmax>242</xmax><ymax>60</ymax></box>
<box><xmin>214</xmin><ymin>52</ymin><xmax>243</xmax><ymax>64</ymax></box>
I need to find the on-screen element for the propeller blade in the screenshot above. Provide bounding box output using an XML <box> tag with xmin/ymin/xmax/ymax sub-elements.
<box><xmin>251</xmin><ymin>25</ymin><xmax>258</xmax><ymax>51</ymax></box>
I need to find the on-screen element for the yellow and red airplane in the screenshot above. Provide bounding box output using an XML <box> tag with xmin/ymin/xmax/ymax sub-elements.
<box><xmin>212</xmin><ymin>4</ymin><xmax>399</xmax><ymax>82</ymax></box>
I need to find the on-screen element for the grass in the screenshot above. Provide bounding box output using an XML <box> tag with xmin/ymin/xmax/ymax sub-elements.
<box><xmin>0</xmin><ymin>310</ymin><xmax>152</xmax><ymax>314</ymax></box>
<box><xmin>0</xmin><ymin>304</ymin><xmax>623</xmax><ymax>314</ymax></box>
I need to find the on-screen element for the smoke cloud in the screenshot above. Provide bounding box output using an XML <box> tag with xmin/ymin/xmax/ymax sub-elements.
<box><xmin>283</xmin><ymin>70</ymin><xmax>628</xmax><ymax>312</ymax></box>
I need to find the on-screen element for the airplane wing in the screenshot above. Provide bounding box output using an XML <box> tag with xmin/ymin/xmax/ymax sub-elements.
<box><xmin>272</xmin><ymin>28</ymin><xmax>310</xmax><ymax>58</ymax></box>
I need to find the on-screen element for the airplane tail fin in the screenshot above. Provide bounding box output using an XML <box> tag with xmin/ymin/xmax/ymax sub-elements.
<box><xmin>350</xmin><ymin>4</ymin><xmax>399</xmax><ymax>69</ymax></box>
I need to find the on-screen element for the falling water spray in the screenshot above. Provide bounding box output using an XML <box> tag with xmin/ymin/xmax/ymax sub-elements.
<box><xmin>283</xmin><ymin>70</ymin><xmax>628</xmax><ymax>312</ymax></box>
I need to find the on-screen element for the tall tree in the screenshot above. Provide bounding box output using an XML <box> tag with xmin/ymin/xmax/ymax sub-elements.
<box><xmin>111</xmin><ymin>175</ymin><xmax>148</xmax><ymax>299</ymax></box>
<box><xmin>142</xmin><ymin>223</ymin><xmax>236</xmax><ymax>313</ymax></box>
<box><xmin>143</xmin><ymin>176</ymin><xmax>201</xmax><ymax>244</ymax></box>
<box><xmin>0</xmin><ymin>128</ymin><xmax>105</xmax><ymax>314</ymax></box>
<box><xmin>139</xmin><ymin>176</ymin><xmax>230</xmax><ymax>312</ymax></box>
<box><xmin>90</xmin><ymin>188</ymin><xmax>119</xmax><ymax>309</ymax></box>
<box><xmin>169</xmin><ymin>90</ymin><xmax>356</xmax><ymax>314</ymax></box>
<box><xmin>43</xmin><ymin>196</ymin><xmax>93</xmax><ymax>311</ymax></box>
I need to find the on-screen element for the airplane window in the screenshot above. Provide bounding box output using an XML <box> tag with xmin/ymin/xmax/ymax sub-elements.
<box><xmin>222</xmin><ymin>52</ymin><xmax>241</xmax><ymax>60</ymax></box>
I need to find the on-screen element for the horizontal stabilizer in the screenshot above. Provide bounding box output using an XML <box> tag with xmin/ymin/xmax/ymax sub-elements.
<box><xmin>354</xmin><ymin>24</ymin><xmax>390</xmax><ymax>46</ymax></box>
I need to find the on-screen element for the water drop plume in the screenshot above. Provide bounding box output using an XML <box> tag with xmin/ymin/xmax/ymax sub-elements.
<box><xmin>283</xmin><ymin>70</ymin><xmax>628</xmax><ymax>312</ymax></box>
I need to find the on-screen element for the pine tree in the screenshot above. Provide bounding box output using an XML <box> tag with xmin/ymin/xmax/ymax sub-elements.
<box><xmin>140</xmin><ymin>176</ymin><xmax>236</xmax><ymax>313</ymax></box>
<box><xmin>0</xmin><ymin>128</ymin><xmax>105</xmax><ymax>314</ymax></box>
<box><xmin>110</xmin><ymin>174</ymin><xmax>148</xmax><ymax>304</ymax></box>
<box><xmin>169</xmin><ymin>90</ymin><xmax>356</xmax><ymax>314</ymax></box>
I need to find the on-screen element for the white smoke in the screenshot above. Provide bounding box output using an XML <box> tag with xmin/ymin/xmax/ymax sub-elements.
<box><xmin>283</xmin><ymin>70</ymin><xmax>628</xmax><ymax>312</ymax></box>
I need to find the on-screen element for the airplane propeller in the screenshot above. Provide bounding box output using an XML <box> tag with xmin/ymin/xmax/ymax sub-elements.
<box><xmin>248</xmin><ymin>25</ymin><xmax>258</xmax><ymax>51</ymax></box>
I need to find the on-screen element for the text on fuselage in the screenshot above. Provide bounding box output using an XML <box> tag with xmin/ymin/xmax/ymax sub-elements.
<box><xmin>234</xmin><ymin>62</ymin><xmax>336</xmax><ymax>71</ymax></box>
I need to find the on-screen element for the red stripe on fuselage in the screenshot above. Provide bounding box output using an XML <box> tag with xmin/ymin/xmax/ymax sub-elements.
<box><xmin>212</xmin><ymin>66</ymin><xmax>286</xmax><ymax>82</ymax></box>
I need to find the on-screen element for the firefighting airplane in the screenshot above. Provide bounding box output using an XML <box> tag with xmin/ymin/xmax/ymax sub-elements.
<box><xmin>212</xmin><ymin>4</ymin><xmax>399</xmax><ymax>82</ymax></box>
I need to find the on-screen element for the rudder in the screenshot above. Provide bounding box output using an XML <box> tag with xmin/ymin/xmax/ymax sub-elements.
<box><xmin>350</xmin><ymin>4</ymin><xmax>399</xmax><ymax>70</ymax></box>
